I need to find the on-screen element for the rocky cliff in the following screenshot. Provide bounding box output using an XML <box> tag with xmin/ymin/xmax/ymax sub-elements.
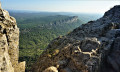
<box><xmin>0</xmin><ymin>3</ymin><xmax>25</xmax><ymax>72</ymax></box>
<box><xmin>32</xmin><ymin>5</ymin><xmax>120</xmax><ymax>72</ymax></box>
<box><xmin>50</xmin><ymin>16</ymin><xmax>78</xmax><ymax>26</ymax></box>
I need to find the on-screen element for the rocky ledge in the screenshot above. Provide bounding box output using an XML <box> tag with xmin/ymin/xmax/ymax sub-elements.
<box><xmin>32</xmin><ymin>5</ymin><xmax>120</xmax><ymax>72</ymax></box>
<box><xmin>0</xmin><ymin>3</ymin><xmax>25</xmax><ymax>72</ymax></box>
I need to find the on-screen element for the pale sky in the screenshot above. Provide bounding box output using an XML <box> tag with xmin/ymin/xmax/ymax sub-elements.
<box><xmin>1</xmin><ymin>0</ymin><xmax>120</xmax><ymax>14</ymax></box>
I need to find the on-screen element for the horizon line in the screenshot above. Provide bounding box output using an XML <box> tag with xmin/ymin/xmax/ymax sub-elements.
<box><xmin>6</xmin><ymin>9</ymin><xmax>104</xmax><ymax>14</ymax></box>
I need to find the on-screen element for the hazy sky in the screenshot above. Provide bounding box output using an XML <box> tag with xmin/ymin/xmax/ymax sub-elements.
<box><xmin>1</xmin><ymin>0</ymin><xmax>120</xmax><ymax>14</ymax></box>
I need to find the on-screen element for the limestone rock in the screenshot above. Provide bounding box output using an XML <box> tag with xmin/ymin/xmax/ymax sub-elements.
<box><xmin>43</xmin><ymin>66</ymin><xmax>58</xmax><ymax>72</ymax></box>
<box><xmin>0</xmin><ymin>2</ymin><xmax>25</xmax><ymax>72</ymax></box>
<box><xmin>32</xmin><ymin>5</ymin><xmax>120</xmax><ymax>72</ymax></box>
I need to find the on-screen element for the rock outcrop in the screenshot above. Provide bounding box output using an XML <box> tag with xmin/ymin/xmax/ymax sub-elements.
<box><xmin>32</xmin><ymin>5</ymin><xmax>120</xmax><ymax>72</ymax></box>
<box><xmin>0</xmin><ymin>2</ymin><xmax>25</xmax><ymax>72</ymax></box>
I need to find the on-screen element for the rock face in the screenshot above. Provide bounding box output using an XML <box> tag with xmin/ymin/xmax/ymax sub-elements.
<box><xmin>0</xmin><ymin>3</ymin><xmax>25</xmax><ymax>72</ymax></box>
<box><xmin>32</xmin><ymin>5</ymin><xmax>120</xmax><ymax>72</ymax></box>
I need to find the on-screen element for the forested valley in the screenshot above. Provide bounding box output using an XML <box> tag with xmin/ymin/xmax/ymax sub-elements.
<box><xmin>9</xmin><ymin>11</ymin><xmax>102</xmax><ymax>70</ymax></box>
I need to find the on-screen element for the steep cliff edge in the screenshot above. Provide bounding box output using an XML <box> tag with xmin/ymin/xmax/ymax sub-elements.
<box><xmin>0</xmin><ymin>3</ymin><xmax>25</xmax><ymax>72</ymax></box>
<box><xmin>32</xmin><ymin>5</ymin><xmax>120</xmax><ymax>72</ymax></box>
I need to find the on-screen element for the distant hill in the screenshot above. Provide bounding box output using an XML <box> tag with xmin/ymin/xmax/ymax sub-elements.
<box><xmin>9</xmin><ymin>10</ymin><xmax>102</xmax><ymax>23</ymax></box>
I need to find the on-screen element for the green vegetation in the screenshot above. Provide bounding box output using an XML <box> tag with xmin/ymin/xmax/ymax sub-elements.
<box><xmin>10</xmin><ymin>12</ymin><xmax>83</xmax><ymax>71</ymax></box>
